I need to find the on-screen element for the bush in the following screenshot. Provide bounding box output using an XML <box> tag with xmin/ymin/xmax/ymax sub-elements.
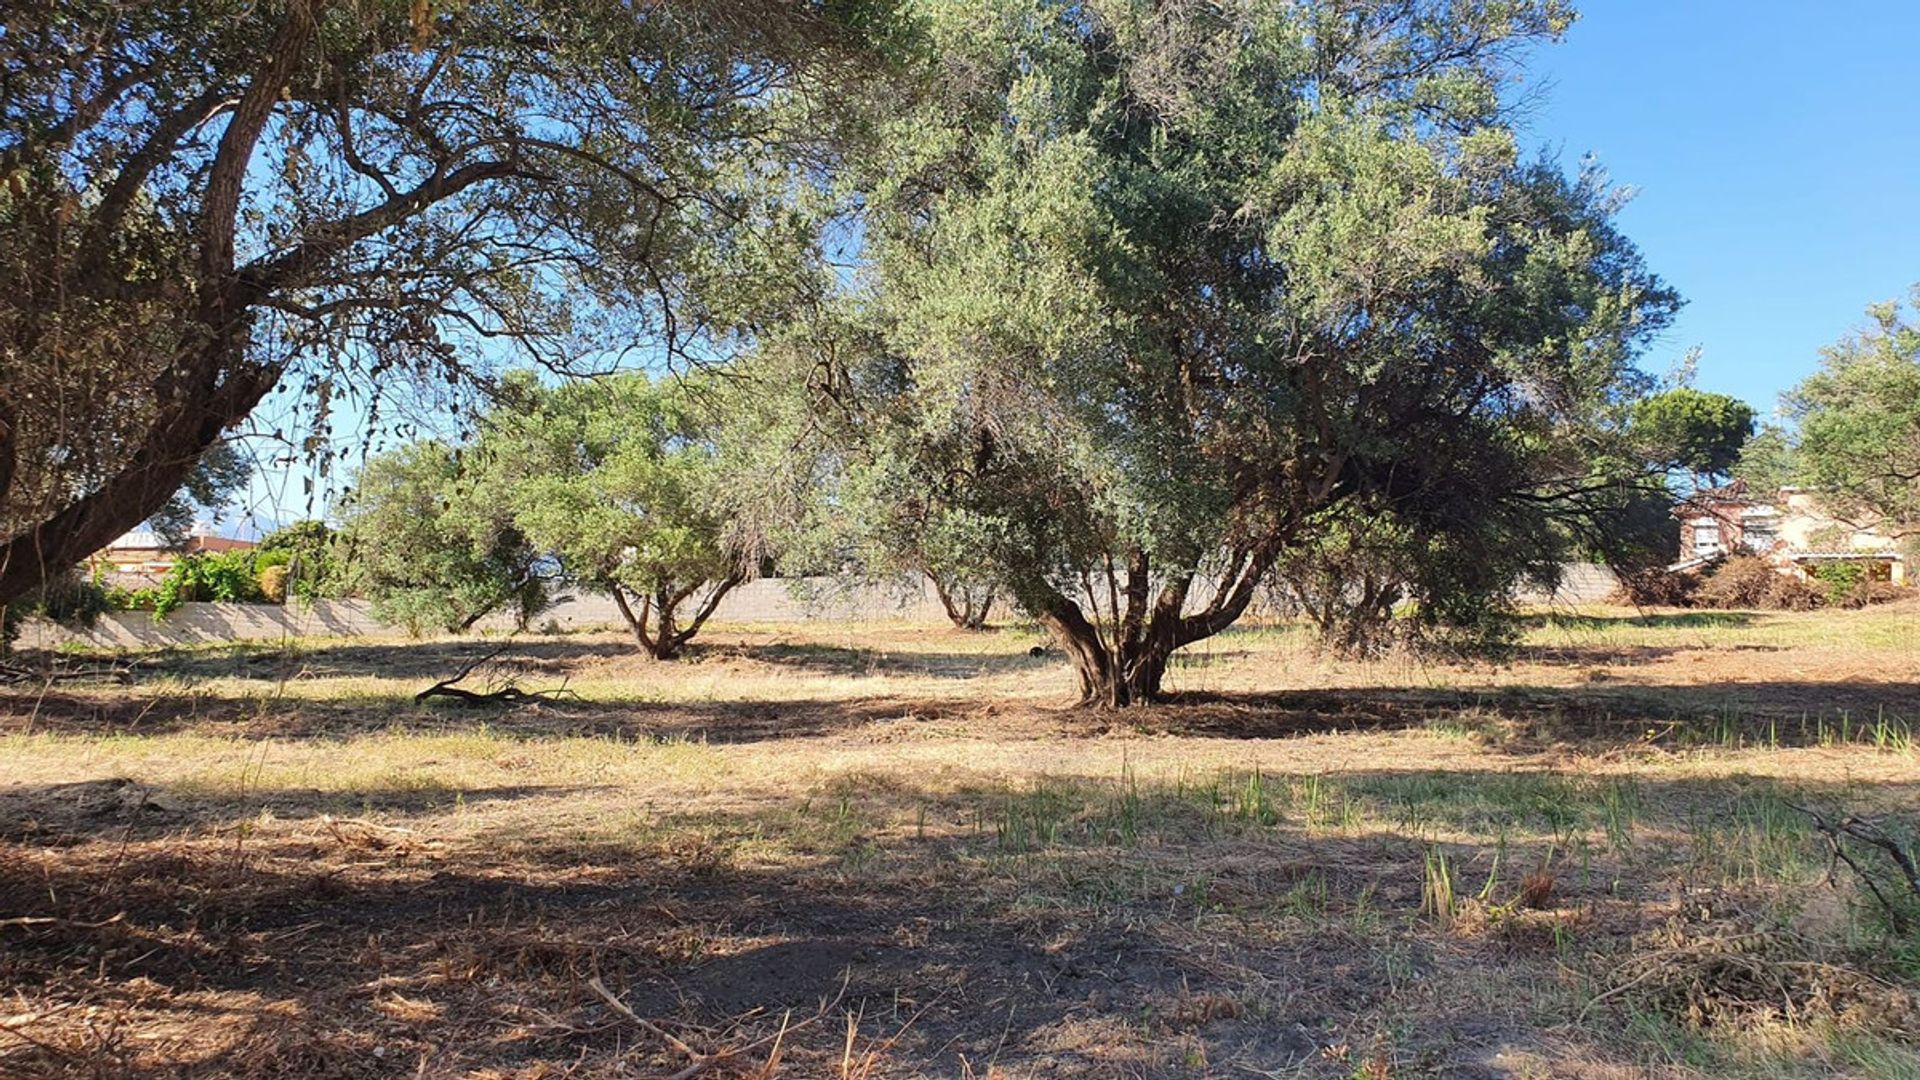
<box><xmin>1809</xmin><ymin>561</ymin><xmax>1868</xmax><ymax>605</ymax></box>
<box><xmin>150</xmin><ymin>551</ymin><xmax>264</xmax><ymax>616</ymax></box>
<box><xmin>1694</xmin><ymin>555</ymin><xmax>1824</xmax><ymax>611</ymax></box>
<box><xmin>2</xmin><ymin>568</ymin><xmax>114</xmax><ymax>649</ymax></box>
<box><xmin>1609</xmin><ymin>565</ymin><xmax>1700</xmax><ymax>606</ymax></box>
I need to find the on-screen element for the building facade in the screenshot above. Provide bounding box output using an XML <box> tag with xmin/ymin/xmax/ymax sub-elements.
<box><xmin>1673</xmin><ymin>482</ymin><xmax>1908</xmax><ymax>584</ymax></box>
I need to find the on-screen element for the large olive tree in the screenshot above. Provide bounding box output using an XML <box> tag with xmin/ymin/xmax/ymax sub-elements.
<box><xmin>758</xmin><ymin>0</ymin><xmax>1679</xmax><ymax>705</ymax></box>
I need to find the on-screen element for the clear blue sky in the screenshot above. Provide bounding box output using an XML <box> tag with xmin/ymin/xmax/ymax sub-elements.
<box><xmin>1520</xmin><ymin>0</ymin><xmax>1920</xmax><ymax>415</ymax></box>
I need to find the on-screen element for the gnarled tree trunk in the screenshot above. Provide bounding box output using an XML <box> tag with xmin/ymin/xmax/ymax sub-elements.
<box><xmin>608</xmin><ymin>573</ymin><xmax>745</xmax><ymax>660</ymax></box>
<box><xmin>1015</xmin><ymin>542</ymin><xmax>1280</xmax><ymax>707</ymax></box>
<box><xmin>929</xmin><ymin>573</ymin><xmax>996</xmax><ymax>630</ymax></box>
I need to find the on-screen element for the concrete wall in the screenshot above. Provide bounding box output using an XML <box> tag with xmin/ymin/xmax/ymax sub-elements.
<box><xmin>17</xmin><ymin>578</ymin><xmax>958</xmax><ymax>650</ymax></box>
<box><xmin>1519</xmin><ymin>562</ymin><xmax>1619</xmax><ymax>605</ymax></box>
<box><xmin>16</xmin><ymin>599</ymin><xmax>388</xmax><ymax>650</ymax></box>
<box><xmin>19</xmin><ymin>565</ymin><xmax>1622</xmax><ymax>650</ymax></box>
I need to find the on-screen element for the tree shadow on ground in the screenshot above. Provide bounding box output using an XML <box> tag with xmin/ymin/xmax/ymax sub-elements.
<box><xmin>1</xmin><ymin>769</ymin><xmax>1913</xmax><ymax>1078</ymax></box>
<box><xmin>1517</xmin><ymin>610</ymin><xmax>1764</xmax><ymax>631</ymax></box>
<box><xmin>727</xmin><ymin>639</ymin><xmax>1050</xmax><ymax>679</ymax></box>
<box><xmin>1143</xmin><ymin>680</ymin><xmax>1920</xmax><ymax>749</ymax></box>
<box><xmin>5</xmin><ymin>672</ymin><xmax>1917</xmax><ymax>752</ymax></box>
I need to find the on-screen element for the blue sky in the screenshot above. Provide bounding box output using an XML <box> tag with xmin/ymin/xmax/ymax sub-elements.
<box><xmin>1520</xmin><ymin>0</ymin><xmax>1920</xmax><ymax>415</ymax></box>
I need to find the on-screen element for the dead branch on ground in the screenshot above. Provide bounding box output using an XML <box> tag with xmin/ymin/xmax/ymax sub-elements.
<box><xmin>1791</xmin><ymin>802</ymin><xmax>1920</xmax><ymax>933</ymax></box>
<box><xmin>413</xmin><ymin>644</ymin><xmax>574</xmax><ymax>706</ymax></box>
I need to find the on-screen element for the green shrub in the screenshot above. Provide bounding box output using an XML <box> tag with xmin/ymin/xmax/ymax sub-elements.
<box><xmin>256</xmin><ymin>521</ymin><xmax>346</xmax><ymax>603</ymax></box>
<box><xmin>2</xmin><ymin>568</ymin><xmax>114</xmax><ymax>649</ymax></box>
<box><xmin>150</xmin><ymin>551</ymin><xmax>264</xmax><ymax>617</ymax></box>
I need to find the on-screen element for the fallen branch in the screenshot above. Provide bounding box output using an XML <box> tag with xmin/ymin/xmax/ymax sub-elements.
<box><xmin>1791</xmin><ymin>803</ymin><xmax>1920</xmax><ymax>933</ymax></box>
<box><xmin>588</xmin><ymin>969</ymin><xmax>851</xmax><ymax>1079</ymax></box>
<box><xmin>0</xmin><ymin>661</ymin><xmax>138</xmax><ymax>685</ymax></box>
<box><xmin>413</xmin><ymin>644</ymin><xmax>573</xmax><ymax>706</ymax></box>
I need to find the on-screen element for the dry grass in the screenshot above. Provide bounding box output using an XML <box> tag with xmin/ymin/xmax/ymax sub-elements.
<box><xmin>2</xmin><ymin>605</ymin><xmax>1918</xmax><ymax>1078</ymax></box>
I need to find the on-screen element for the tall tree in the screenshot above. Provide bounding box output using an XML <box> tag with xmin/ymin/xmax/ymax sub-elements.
<box><xmin>1632</xmin><ymin>388</ymin><xmax>1755</xmax><ymax>486</ymax></box>
<box><xmin>0</xmin><ymin>0</ymin><xmax>888</xmax><ymax>606</ymax></box>
<box><xmin>754</xmin><ymin>0</ymin><xmax>1678</xmax><ymax>705</ymax></box>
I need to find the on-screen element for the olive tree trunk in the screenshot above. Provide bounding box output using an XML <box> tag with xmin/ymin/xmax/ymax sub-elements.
<box><xmin>608</xmin><ymin>574</ymin><xmax>745</xmax><ymax>660</ymax></box>
<box><xmin>1015</xmin><ymin>543</ymin><xmax>1279</xmax><ymax>707</ymax></box>
<box><xmin>929</xmin><ymin>574</ymin><xmax>996</xmax><ymax>630</ymax></box>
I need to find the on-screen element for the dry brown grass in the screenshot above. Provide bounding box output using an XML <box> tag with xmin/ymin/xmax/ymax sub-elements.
<box><xmin>2</xmin><ymin>605</ymin><xmax>1918</xmax><ymax>1078</ymax></box>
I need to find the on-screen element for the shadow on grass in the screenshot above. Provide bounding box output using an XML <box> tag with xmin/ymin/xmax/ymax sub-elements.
<box><xmin>0</xmin><ymin>776</ymin><xmax>603</xmax><ymax>844</ymax></box>
<box><xmin>1</xmin><ymin>767</ymin><xmax>1914</xmax><ymax>1079</ymax></box>
<box><xmin>5</xmin><ymin>672</ymin><xmax>1919</xmax><ymax>753</ymax></box>
<box><xmin>1518</xmin><ymin>610</ymin><xmax>1764</xmax><ymax>631</ymax></box>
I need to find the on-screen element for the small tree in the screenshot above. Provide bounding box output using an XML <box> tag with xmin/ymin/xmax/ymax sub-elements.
<box><xmin>337</xmin><ymin>442</ymin><xmax>554</xmax><ymax>634</ymax></box>
<box><xmin>480</xmin><ymin>375</ymin><xmax>748</xmax><ymax>659</ymax></box>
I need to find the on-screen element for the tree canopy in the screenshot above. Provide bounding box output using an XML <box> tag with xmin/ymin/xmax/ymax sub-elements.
<box><xmin>1746</xmin><ymin>288</ymin><xmax>1920</xmax><ymax>538</ymax></box>
<box><xmin>475</xmin><ymin>374</ymin><xmax>751</xmax><ymax>658</ymax></box>
<box><xmin>336</xmin><ymin>441</ymin><xmax>554</xmax><ymax>634</ymax></box>
<box><xmin>748</xmin><ymin>0</ymin><xmax>1680</xmax><ymax>703</ymax></box>
<box><xmin>0</xmin><ymin>0</ymin><xmax>891</xmax><ymax>606</ymax></box>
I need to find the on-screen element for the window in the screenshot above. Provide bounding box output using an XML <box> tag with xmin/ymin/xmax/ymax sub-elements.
<box><xmin>1742</xmin><ymin>523</ymin><xmax>1777</xmax><ymax>551</ymax></box>
<box><xmin>1692</xmin><ymin>522</ymin><xmax>1722</xmax><ymax>557</ymax></box>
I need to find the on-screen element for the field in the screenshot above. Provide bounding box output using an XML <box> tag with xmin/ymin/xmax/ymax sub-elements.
<box><xmin>3</xmin><ymin>604</ymin><xmax>1919</xmax><ymax>1079</ymax></box>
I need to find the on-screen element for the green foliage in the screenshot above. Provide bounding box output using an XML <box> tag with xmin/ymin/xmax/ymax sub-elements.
<box><xmin>1751</xmin><ymin>288</ymin><xmax>1920</xmax><ymax>535</ymax></box>
<box><xmin>751</xmin><ymin>0</ymin><xmax>1677</xmax><ymax>701</ymax></box>
<box><xmin>148</xmin><ymin>551</ymin><xmax>266</xmax><ymax>617</ymax></box>
<box><xmin>1632</xmin><ymin>389</ymin><xmax>1755</xmax><ymax>481</ymax></box>
<box><xmin>256</xmin><ymin>520</ymin><xmax>346</xmax><ymax>603</ymax></box>
<box><xmin>1</xmin><ymin>569</ymin><xmax>114</xmax><ymax>649</ymax></box>
<box><xmin>1808</xmin><ymin>561</ymin><xmax>1867</xmax><ymax>605</ymax></box>
<box><xmin>337</xmin><ymin>442</ymin><xmax>555</xmax><ymax>636</ymax></box>
<box><xmin>0</xmin><ymin>0</ymin><xmax>895</xmax><ymax>609</ymax></box>
<box><xmin>475</xmin><ymin>372</ymin><xmax>748</xmax><ymax>658</ymax></box>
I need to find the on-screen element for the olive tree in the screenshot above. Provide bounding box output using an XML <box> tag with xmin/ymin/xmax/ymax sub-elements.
<box><xmin>336</xmin><ymin>440</ymin><xmax>555</xmax><ymax>634</ymax></box>
<box><xmin>757</xmin><ymin>0</ymin><xmax>1679</xmax><ymax>705</ymax></box>
<box><xmin>476</xmin><ymin>375</ymin><xmax>749</xmax><ymax>659</ymax></box>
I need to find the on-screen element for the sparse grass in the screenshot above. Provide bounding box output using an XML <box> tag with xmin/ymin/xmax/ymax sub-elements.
<box><xmin>1</xmin><ymin>604</ymin><xmax>1917</xmax><ymax>1077</ymax></box>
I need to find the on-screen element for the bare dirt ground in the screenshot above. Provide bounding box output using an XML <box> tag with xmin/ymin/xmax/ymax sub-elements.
<box><xmin>2</xmin><ymin>604</ymin><xmax>1917</xmax><ymax>1078</ymax></box>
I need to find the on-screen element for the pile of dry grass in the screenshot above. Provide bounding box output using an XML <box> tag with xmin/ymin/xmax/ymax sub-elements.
<box><xmin>1587</xmin><ymin>910</ymin><xmax>1917</xmax><ymax>1035</ymax></box>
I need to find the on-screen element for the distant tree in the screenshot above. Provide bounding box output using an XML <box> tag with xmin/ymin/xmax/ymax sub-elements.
<box><xmin>1632</xmin><ymin>388</ymin><xmax>1756</xmax><ymax>485</ymax></box>
<box><xmin>754</xmin><ymin>0</ymin><xmax>1679</xmax><ymax>704</ymax></box>
<box><xmin>0</xmin><ymin>0</ymin><xmax>894</xmax><ymax>609</ymax></box>
<box><xmin>1762</xmin><ymin>290</ymin><xmax>1920</xmax><ymax>538</ymax></box>
<box><xmin>337</xmin><ymin>442</ymin><xmax>553</xmax><ymax>634</ymax></box>
<box><xmin>477</xmin><ymin>374</ymin><xmax>749</xmax><ymax>659</ymax></box>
